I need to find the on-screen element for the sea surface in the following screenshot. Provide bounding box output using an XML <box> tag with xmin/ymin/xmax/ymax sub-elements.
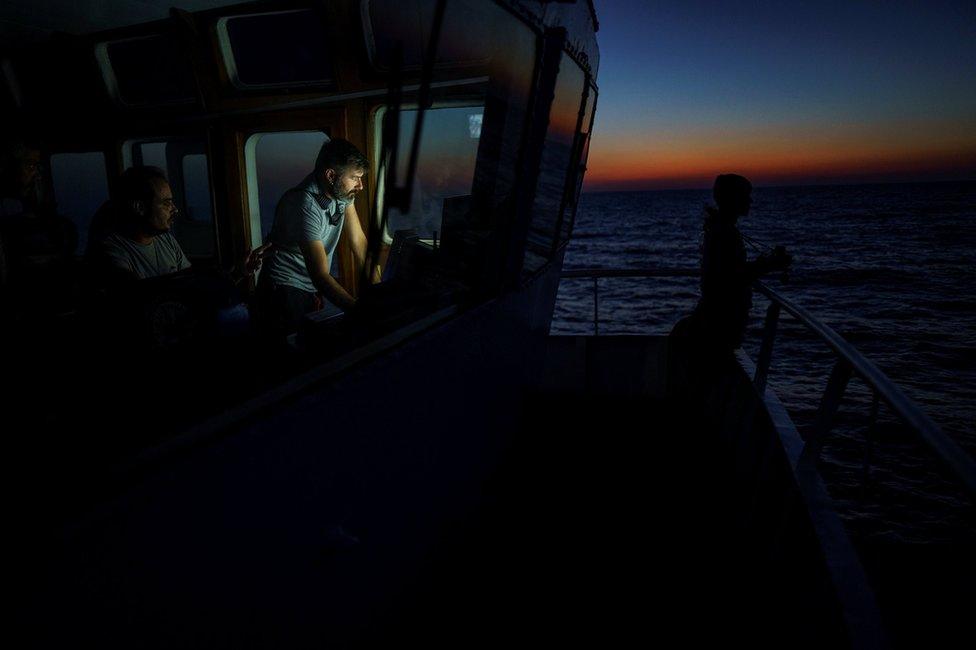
<box><xmin>552</xmin><ymin>181</ymin><xmax>976</xmax><ymax>544</ymax></box>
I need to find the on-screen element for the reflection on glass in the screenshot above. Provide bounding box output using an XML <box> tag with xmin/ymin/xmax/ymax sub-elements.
<box><xmin>562</xmin><ymin>86</ymin><xmax>596</xmax><ymax>242</ymax></box>
<box><xmin>385</xmin><ymin>106</ymin><xmax>483</xmax><ymax>238</ymax></box>
<box><xmin>524</xmin><ymin>55</ymin><xmax>585</xmax><ymax>274</ymax></box>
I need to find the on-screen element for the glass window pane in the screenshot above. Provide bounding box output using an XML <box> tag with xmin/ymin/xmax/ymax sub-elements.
<box><xmin>524</xmin><ymin>55</ymin><xmax>585</xmax><ymax>274</ymax></box>
<box><xmin>122</xmin><ymin>140</ymin><xmax>215</xmax><ymax>258</ymax></box>
<box><xmin>182</xmin><ymin>155</ymin><xmax>212</xmax><ymax>224</ymax></box>
<box><xmin>252</xmin><ymin>131</ymin><xmax>329</xmax><ymax>240</ymax></box>
<box><xmin>174</xmin><ymin>154</ymin><xmax>214</xmax><ymax>258</ymax></box>
<box><xmin>364</xmin><ymin>0</ymin><xmax>492</xmax><ymax>70</ymax></box>
<box><xmin>136</xmin><ymin>142</ymin><xmax>167</xmax><ymax>170</ymax></box>
<box><xmin>224</xmin><ymin>10</ymin><xmax>334</xmax><ymax>87</ymax></box>
<box><xmin>50</xmin><ymin>152</ymin><xmax>109</xmax><ymax>255</ymax></box>
<box><xmin>104</xmin><ymin>35</ymin><xmax>196</xmax><ymax>106</ymax></box>
<box><xmin>561</xmin><ymin>86</ymin><xmax>596</xmax><ymax>242</ymax></box>
<box><xmin>385</xmin><ymin>106</ymin><xmax>483</xmax><ymax>239</ymax></box>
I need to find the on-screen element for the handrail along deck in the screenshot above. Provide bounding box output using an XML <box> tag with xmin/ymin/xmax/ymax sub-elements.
<box><xmin>559</xmin><ymin>267</ymin><xmax>976</xmax><ymax>501</ymax></box>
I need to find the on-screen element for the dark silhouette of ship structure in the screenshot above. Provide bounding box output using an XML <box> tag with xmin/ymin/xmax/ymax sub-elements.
<box><xmin>1</xmin><ymin>1</ymin><xmax>972</xmax><ymax>646</ymax></box>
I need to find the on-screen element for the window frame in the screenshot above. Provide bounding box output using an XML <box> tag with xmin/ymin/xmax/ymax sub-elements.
<box><xmin>243</xmin><ymin>128</ymin><xmax>332</xmax><ymax>251</ymax></box>
<box><xmin>121</xmin><ymin>137</ymin><xmax>217</xmax><ymax>259</ymax></box>
<box><xmin>95</xmin><ymin>35</ymin><xmax>198</xmax><ymax>108</ymax></box>
<box><xmin>216</xmin><ymin>8</ymin><xmax>337</xmax><ymax>92</ymax></box>
<box><xmin>360</xmin><ymin>0</ymin><xmax>493</xmax><ymax>73</ymax></box>
<box><xmin>370</xmin><ymin>100</ymin><xmax>486</xmax><ymax>245</ymax></box>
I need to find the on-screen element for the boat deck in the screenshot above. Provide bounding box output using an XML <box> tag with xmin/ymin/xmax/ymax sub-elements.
<box><xmin>13</xmin><ymin>335</ymin><xmax>853</xmax><ymax>647</ymax></box>
<box><xmin>370</xmin><ymin>336</ymin><xmax>844</xmax><ymax>646</ymax></box>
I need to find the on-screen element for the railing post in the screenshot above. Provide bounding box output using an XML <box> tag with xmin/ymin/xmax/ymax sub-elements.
<box><xmin>592</xmin><ymin>276</ymin><xmax>599</xmax><ymax>336</ymax></box>
<box><xmin>862</xmin><ymin>391</ymin><xmax>880</xmax><ymax>488</ymax></box>
<box><xmin>754</xmin><ymin>301</ymin><xmax>781</xmax><ymax>395</ymax></box>
<box><xmin>797</xmin><ymin>359</ymin><xmax>853</xmax><ymax>470</ymax></box>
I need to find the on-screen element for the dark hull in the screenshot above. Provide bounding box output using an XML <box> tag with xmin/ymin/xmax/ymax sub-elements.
<box><xmin>19</xmin><ymin>260</ymin><xmax>565</xmax><ymax>647</ymax></box>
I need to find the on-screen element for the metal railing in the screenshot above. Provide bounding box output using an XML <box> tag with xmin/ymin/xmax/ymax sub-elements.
<box><xmin>559</xmin><ymin>267</ymin><xmax>976</xmax><ymax>501</ymax></box>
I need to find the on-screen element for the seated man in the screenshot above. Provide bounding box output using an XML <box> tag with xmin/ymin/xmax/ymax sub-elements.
<box><xmin>90</xmin><ymin>166</ymin><xmax>192</xmax><ymax>281</ymax></box>
<box><xmin>89</xmin><ymin>166</ymin><xmax>267</xmax><ymax>348</ymax></box>
<box><xmin>255</xmin><ymin>138</ymin><xmax>377</xmax><ymax>340</ymax></box>
<box><xmin>90</xmin><ymin>166</ymin><xmax>266</xmax><ymax>282</ymax></box>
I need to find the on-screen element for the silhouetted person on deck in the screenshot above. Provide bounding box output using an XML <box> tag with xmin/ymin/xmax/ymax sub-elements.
<box><xmin>668</xmin><ymin>174</ymin><xmax>791</xmax><ymax>411</ymax></box>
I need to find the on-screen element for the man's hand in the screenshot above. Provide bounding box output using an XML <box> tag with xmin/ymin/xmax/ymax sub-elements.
<box><xmin>751</xmin><ymin>246</ymin><xmax>792</xmax><ymax>279</ymax></box>
<box><xmin>299</xmin><ymin>239</ymin><xmax>357</xmax><ymax>312</ymax></box>
<box><xmin>243</xmin><ymin>242</ymin><xmax>273</xmax><ymax>275</ymax></box>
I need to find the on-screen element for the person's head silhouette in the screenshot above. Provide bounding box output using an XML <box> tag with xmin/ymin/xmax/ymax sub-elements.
<box><xmin>712</xmin><ymin>174</ymin><xmax>752</xmax><ymax>220</ymax></box>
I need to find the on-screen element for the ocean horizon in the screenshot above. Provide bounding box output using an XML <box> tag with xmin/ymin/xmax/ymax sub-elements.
<box><xmin>583</xmin><ymin>177</ymin><xmax>976</xmax><ymax>194</ymax></box>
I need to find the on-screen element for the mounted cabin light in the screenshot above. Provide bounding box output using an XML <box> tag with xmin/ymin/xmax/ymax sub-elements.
<box><xmin>216</xmin><ymin>9</ymin><xmax>335</xmax><ymax>90</ymax></box>
<box><xmin>95</xmin><ymin>34</ymin><xmax>196</xmax><ymax>108</ymax></box>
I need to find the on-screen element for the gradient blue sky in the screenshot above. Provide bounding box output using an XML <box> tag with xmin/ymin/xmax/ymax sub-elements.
<box><xmin>585</xmin><ymin>0</ymin><xmax>976</xmax><ymax>190</ymax></box>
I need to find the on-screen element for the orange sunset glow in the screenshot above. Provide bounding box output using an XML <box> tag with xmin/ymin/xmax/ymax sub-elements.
<box><xmin>585</xmin><ymin>117</ymin><xmax>976</xmax><ymax>191</ymax></box>
<box><xmin>587</xmin><ymin>2</ymin><xmax>976</xmax><ymax>191</ymax></box>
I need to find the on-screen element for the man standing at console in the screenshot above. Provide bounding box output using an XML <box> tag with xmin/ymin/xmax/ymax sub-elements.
<box><xmin>256</xmin><ymin>138</ymin><xmax>373</xmax><ymax>339</ymax></box>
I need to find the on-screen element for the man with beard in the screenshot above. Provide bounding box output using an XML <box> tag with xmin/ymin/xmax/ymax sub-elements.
<box><xmin>255</xmin><ymin>138</ymin><xmax>373</xmax><ymax>340</ymax></box>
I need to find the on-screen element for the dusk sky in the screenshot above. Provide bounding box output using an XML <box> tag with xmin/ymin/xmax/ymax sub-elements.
<box><xmin>584</xmin><ymin>0</ymin><xmax>976</xmax><ymax>191</ymax></box>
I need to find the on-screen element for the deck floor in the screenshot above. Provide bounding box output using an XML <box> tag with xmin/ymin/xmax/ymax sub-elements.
<box><xmin>369</xmin><ymin>337</ymin><xmax>821</xmax><ymax>646</ymax></box>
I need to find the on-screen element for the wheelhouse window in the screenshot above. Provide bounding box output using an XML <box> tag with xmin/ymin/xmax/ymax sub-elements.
<box><xmin>218</xmin><ymin>9</ymin><xmax>334</xmax><ymax>89</ymax></box>
<box><xmin>362</xmin><ymin>0</ymin><xmax>492</xmax><ymax>71</ymax></box>
<box><xmin>50</xmin><ymin>152</ymin><xmax>109</xmax><ymax>255</ymax></box>
<box><xmin>522</xmin><ymin>54</ymin><xmax>586</xmax><ymax>276</ymax></box>
<box><xmin>127</xmin><ymin>141</ymin><xmax>167</xmax><ymax>169</ymax></box>
<box><xmin>375</xmin><ymin>105</ymin><xmax>483</xmax><ymax>241</ymax></box>
<box><xmin>122</xmin><ymin>139</ymin><xmax>215</xmax><ymax>258</ymax></box>
<box><xmin>562</xmin><ymin>84</ymin><xmax>597</xmax><ymax>243</ymax></box>
<box><xmin>245</xmin><ymin>131</ymin><xmax>329</xmax><ymax>249</ymax></box>
<box><xmin>364</xmin><ymin>0</ymin><xmax>537</xmax><ymax>287</ymax></box>
<box><xmin>182</xmin><ymin>155</ymin><xmax>213</xmax><ymax>226</ymax></box>
<box><xmin>97</xmin><ymin>35</ymin><xmax>196</xmax><ymax>107</ymax></box>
